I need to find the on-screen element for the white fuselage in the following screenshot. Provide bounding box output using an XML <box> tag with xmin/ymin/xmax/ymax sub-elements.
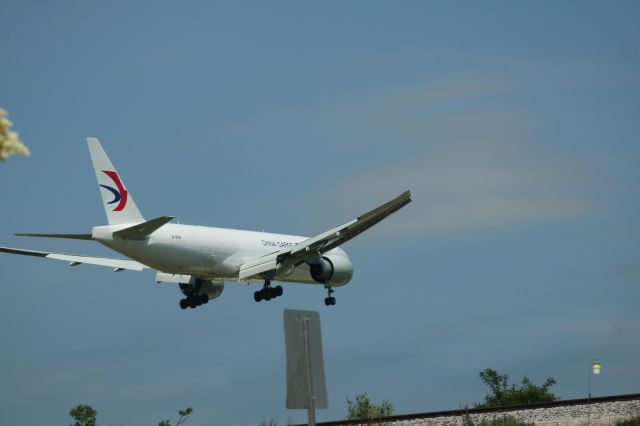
<box><xmin>91</xmin><ymin>223</ymin><xmax>353</xmax><ymax>285</ymax></box>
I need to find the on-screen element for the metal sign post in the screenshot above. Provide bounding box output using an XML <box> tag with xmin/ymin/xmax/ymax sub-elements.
<box><xmin>300</xmin><ymin>315</ymin><xmax>316</xmax><ymax>425</ymax></box>
<box><xmin>284</xmin><ymin>309</ymin><xmax>328</xmax><ymax>426</ymax></box>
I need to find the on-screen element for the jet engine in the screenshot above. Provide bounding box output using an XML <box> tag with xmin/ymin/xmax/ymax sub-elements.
<box><xmin>309</xmin><ymin>254</ymin><xmax>353</xmax><ymax>285</ymax></box>
<box><xmin>179</xmin><ymin>277</ymin><xmax>224</xmax><ymax>300</ymax></box>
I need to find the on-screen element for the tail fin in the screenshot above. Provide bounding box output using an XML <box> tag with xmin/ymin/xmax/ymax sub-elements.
<box><xmin>87</xmin><ymin>138</ymin><xmax>145</xmax><ymax>225</ymax></box>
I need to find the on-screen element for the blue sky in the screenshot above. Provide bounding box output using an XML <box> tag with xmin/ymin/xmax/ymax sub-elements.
<box><xmin>1</xmin><ymin>1</ymin><xmax>639</xmax><ymax>425</ymax></box>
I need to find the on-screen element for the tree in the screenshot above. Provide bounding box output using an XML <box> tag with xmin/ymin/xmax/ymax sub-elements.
<box><xmin>0</xmin><ymin>108</ymin><xmax>30</xmax><ymax>161</ymax></box>
<box><xmin>69</xmin><ymin>404</ymin><xmax>97</xmax><ymax>426</ymax></box>
<box><xmin>476</xmin><ymin>368</ymin><xmax>558</xmax><ymax>408</ymax></box>
<box><xmin>158</xmin><ymin>407</ymin><xmax>193</xmax><ymax>426</ymax></box>
<box><xmin>346</xmin><ymin>392</ymin><xmax>394</xmax><ymax>420</ymax></box>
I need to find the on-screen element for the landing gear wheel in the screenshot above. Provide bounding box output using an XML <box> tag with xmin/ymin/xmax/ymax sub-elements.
<box><xmin>179</xmin><ymin>299</ymin><xmax>188</xmax><ymax>310</ymax></box>
<box><xmin>199</xmin><ymin>294</ymin><xmax>209</xmax><ymax>304</ymax></box>
<box><xmin>324</xmin><ymin>286</ymin><xmax>336</xmax><ymax>306</ymax></box>
<box><xmin>252</xmin><ymin>279</ymin><xmax>283</xmax><ymax>302</ymax></box>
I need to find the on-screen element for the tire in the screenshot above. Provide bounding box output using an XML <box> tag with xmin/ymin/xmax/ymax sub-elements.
<box><xmin>179</xmin><ymin>299</ymin><xmax>188</xmax><ymax>310</ymax></box>
<box><xmin>254</xmin><ymin>291</ymin><xmax>262</xmax><ymax>302</ymax></box>
<box><xmin>275</xmin><ymin>285</ymin><xmax>283</xmax><ymax>297</ymax></box>
<box><xmin>330</xmin><ymin>297</ymin><xmax>336</xmax><ymax>305</ymax></box>
<box><xmin>324</xmin><ymin>297</ymin><xmax>330</xmax><ymax>306</ymax></box>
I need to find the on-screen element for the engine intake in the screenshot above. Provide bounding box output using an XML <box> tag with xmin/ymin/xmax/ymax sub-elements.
<box><xmin>309</xmin><ymin>257</ymin><xmax>334</xmax><ymax>283</ymax></box>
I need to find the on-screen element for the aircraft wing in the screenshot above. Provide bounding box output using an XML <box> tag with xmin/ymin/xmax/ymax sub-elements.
<box><xmin>0</xmin><ymin>246</ymin><xmax>146</xmax><ymax>271</ymax></box>
<box><xmin>238</xmin><ymin>190</ymin><xmax>411</xmax><ymax>280</ymax></box>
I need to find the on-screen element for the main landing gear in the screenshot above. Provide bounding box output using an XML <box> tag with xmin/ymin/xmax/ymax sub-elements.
<box><xmin>179</xmin><ymin>294</ymin><xmax>209</xmax><ymax>310</ymax></box>
<box><xmin>324</xmin><ymin>286</ymin><xmax>336</xmax><ymax>306</ymax></box>
<box><xmin>254</xmin><ymin>280</ymin><xmax>283</xmax><ymax>302</ymax></box>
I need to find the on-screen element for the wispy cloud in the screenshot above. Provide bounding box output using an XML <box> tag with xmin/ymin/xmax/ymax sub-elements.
<box><xmin>613</xmin><ymin>261</ymin><xmax>640</xmax><ymax>282</ymax></box>
<box><xmin>300</xmin><ymin>138</ymin><xmax>592</xmax><ymax>239</ymax></box>
<box><xmin>245</xmin><ymin>62</ymin><xmax>595</xmax><ymax>238</ymax></box>
<box><xmin>540</xmin><ymin>319</ymin><xmax>640</xmax><ymax>340</ymax></box>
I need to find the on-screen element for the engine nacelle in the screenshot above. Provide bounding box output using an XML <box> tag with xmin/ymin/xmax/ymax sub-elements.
<box><xmin>200</xmin><ymin>280</ymin><xmax>224</xmax><ymax>300</ymax></box>
<box><xmin>179</xmin><ymin>277</ymin><xmax>224</xmax><ymax>300</ymax></box>
<box><xmin>309</xmin><ymin>254</ymin><xmax>353</xmax><ymax>286</ymax></box>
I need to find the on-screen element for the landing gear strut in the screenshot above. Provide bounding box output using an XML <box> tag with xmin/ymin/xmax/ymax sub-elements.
<box><xmin>324</xmin><ymin>286</ymin><xmax>336</xmax><ymax>306</ymax></box>
<box><xmin>254</xmin><ymin>280</ymin><xmax>283</xmax><ymax>302</ymax></box>
<box><xmin>179</xmin><ymin>293</ymin><xmax>209</xmax><ymax>310</ymax></box>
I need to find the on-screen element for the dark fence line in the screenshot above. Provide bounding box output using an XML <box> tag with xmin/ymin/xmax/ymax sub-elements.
<box><xmin>292</xmin><ymin>392</ymin><xmax>640</xmax><ymax>426</ymax></box>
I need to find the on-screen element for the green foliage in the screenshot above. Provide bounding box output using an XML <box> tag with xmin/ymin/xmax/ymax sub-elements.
<box><xmin>158</xmin><ymin>407</ymin><xmax>193</xmax><ymax>426</ymax></box>
<box><xmin>346</xmin><ymin>392</ymin><xmax>394</xmax><ymax>420</ymax></box>
<box><xmin>177</xmin><ymin>407</ymin><xmax>193</xmax><ymax>425</ymax></box>
<box><xmin>478</xmin><ymin>416</ymin><xmax>533</xmax><ymax>426</ymax></box>
<box><xmin>462</xmin><ymin>407</ymin><xmax>535</xmax><ymax>426</ymax></box>
<box><xmin>462</xmin><ymin>409</ymin><xmax>533</xmax><ymax>426</ymax></box>
<box><xmin>69</xmin><ymin>404</ymin><xmax>97</xmax><ymax>426</ymax></box>
<box><xmin>616</xmin><ymin>415</ymin><xmax>640</xmax><ymax>426</ymax></box>
<box><xmin>462</xmin><ymin>410</ymin><xmax>474</xmax><ymax>426</ymax></box>
<box><xmin>476</xmin><ymin>369</ymin><xmax>558</xmax><ymax>408</ymax></box>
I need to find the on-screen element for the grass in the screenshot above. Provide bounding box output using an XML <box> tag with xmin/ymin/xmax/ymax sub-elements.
<box><xmin>616</xmin><ymin>414</ymin><xmax>640</xmax><ymax>425</ymax></box>
<box><xmin>479</xmin><ymin>416</ymin><xmax>534</xmax><ymax>426</ymax></box>
<box><xmin>461</xmin><ymin>412</ymin><xmax>533</xmax><ymax>426</ymax></box>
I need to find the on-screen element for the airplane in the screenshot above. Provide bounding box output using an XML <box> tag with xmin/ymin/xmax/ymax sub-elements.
<box><xmin>0</xmin><ymin>138</ymin><xmax>411</xmax><ymax>309</ymax></box>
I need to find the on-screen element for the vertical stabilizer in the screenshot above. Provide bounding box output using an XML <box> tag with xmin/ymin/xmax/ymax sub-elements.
<box><xmin>87</xmin><ymin>138</ymin><xmax>144</xmax><ymax>225</ymax></box>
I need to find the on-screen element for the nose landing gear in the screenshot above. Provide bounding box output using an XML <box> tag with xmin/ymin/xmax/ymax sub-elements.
<box><xmin>254</xmin><ymin>280</ymin><xmax>283</xmax><ymax>302</ymax></box>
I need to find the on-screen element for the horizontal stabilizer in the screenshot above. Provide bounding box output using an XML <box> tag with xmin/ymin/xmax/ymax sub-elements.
<box><xmin>113</xmin><ymin>216</ymin><xmax>175</xmax><ymax>240</ymax></box>
<box><xmin>0</xmin><ymin>247</ymin><xmax>48</xmax><ymax>257</ymax></box>
<box><xmin>16</xmin><ymin>233</ymin><xmax>93</xmax><ymax>240</ymax></box>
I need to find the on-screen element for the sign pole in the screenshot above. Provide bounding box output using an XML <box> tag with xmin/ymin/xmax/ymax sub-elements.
<box><xmin>300</xmin><ymin>315</ymin><xmax>316</xmax><ymax>426</ymax></box>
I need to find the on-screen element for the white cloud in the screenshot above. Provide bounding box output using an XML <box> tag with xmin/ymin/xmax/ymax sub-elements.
<box><xmin>227</xmin><ymin>58</ymin><xmax>598</xmax><ymax>238</ymax></box>
<box><xmin>305</xmin><ymin>140</ymin><xmax>592</xmax><ymax>239</ymax></box>
<box><xmin>541</xmin><ymin>319</ymin><xmax>640</xmax><ymax>340</ymax></box>
<box><xmin>281</xmin><ymin>70</ymin><xmax>593</xmax><ymax>237</ymax></box>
